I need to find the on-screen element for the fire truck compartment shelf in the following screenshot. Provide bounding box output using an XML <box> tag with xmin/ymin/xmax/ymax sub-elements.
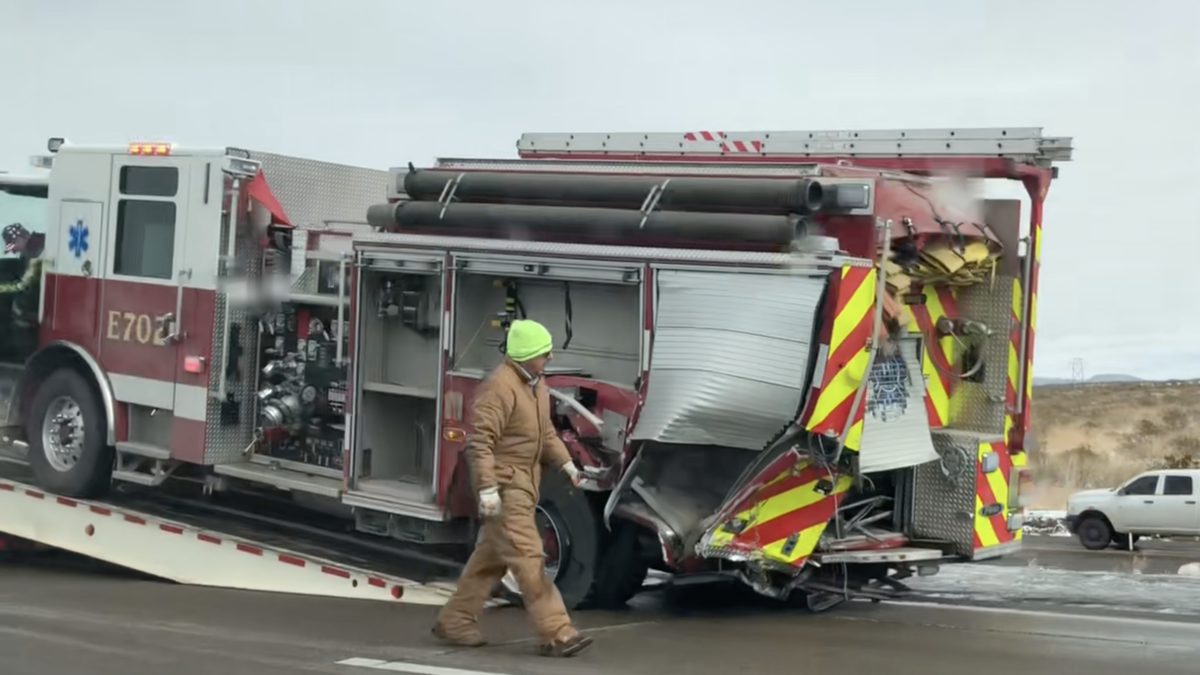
<box><xmin>212</xmin><ymin>462</ymin><xmax>343</xmax><ymax>498</ymax></box>
<box><xmin>288</xmin><ymin>293</ymin><xmax>350</xmax><ymax>308</ymax></box>
<box><xmin>810</xmin><ymin>547</ymin><xmax>945</xmax><ymax>565</ymax></box>
<box><xmin>360</xmin><ymin>381</ymin><xmax>438</xmax><ymax>399</ymax></box>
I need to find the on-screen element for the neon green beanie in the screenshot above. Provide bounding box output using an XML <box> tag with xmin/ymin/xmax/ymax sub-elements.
<box><xmin>506</xmin><ymin>319</ymin><xmax>554</xmax><ymax>362</ymax></box>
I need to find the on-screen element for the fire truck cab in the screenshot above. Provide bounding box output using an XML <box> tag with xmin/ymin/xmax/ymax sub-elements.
<box><xmin>1</xmin><ymin>128</ymin><xmax>1071</xmax><ymax>611</ymax></box>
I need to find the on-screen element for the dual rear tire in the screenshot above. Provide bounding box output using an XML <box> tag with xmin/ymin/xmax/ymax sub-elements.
<box><xmin>496</xmin><ymin>469</ymin><xmax>649</xmax><ymax>611</ymax></box>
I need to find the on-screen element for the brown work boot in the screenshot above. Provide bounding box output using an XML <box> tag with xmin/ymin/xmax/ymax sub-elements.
<box><xmin>537</xmin><ymin>633</ymin><xmax>593</xmax><ymax>657</ymax></box>
<box><xmin>431</xmin><ymin>623</ymin><xmax>488</xmax><ymax>648</ymax></box>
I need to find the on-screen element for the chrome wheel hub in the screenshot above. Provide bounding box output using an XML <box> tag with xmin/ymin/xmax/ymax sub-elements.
<box><xmin>41</xmin><ymin>396</ymin><xmax>84</xmax><ymax>472</ymax></box>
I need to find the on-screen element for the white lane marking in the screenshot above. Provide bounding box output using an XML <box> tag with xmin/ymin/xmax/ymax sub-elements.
<box><xmin>337</xmin><ymin>658</ymin><xmax>510</xmax><ymax>675</ymax></box>
<box><xmin>883</xmin><ymin>600</ymin><xmax>1200</xmax><ymax>628</ymax></box>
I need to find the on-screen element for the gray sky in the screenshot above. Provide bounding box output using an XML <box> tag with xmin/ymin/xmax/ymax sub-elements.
<box><xmin>2</xmin><ymin>0</ymin><xmax>1197</xmax><ymax>380</ymax></box>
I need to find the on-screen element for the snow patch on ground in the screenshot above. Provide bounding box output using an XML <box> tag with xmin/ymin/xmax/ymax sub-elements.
<box><xmin>1023</xmin><ymin>510</ymin><xmax>1072</xmax><ymax>537</ymax></box>
<box><xmin>909</xmin><ymin>561</ymin><xmax>1200</xmax><ymax>615</ymax></box>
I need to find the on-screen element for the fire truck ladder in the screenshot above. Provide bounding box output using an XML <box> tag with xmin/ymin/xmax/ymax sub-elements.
<box><xmin>516</xmin><ymin>127</ymin><xmax>1074</xmax><ymax>166</ymax></box>
<box><xmin>0</xmin><ymin>475</ymin><xmax>456</xmax><ymax>605</ymax></box>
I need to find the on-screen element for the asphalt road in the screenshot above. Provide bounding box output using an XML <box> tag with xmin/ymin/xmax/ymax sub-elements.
<box><xmin>2</xmin><ymin>562</ymin><xmax>1200</xmax><ymax>675</ymax></box>
<box><xmin>998</xmin><ymin>534</ymin><xmax>1200</xmax><ymax>575</ymax></box>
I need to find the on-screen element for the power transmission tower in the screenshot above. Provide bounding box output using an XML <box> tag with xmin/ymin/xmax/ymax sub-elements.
<box><xmin>1069</xmin><ymin>358</ymin><xmax>1086</xmax><ymax>385</ymax></box>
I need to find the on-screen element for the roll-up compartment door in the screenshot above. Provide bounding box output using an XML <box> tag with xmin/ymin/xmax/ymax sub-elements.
<box><xmin>630</xmin><ymin>269</ymin><xmax>826</xmax><ymax>451</ymax></box>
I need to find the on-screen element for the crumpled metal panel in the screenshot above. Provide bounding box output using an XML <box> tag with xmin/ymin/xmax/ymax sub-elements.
<box><xmin>631</xmin><ymin>270</ymin><xmax>826</xmax><ymax>451</ymax></box>
<box><xmin>856</xmin><ymin>337</ymin><xmax>941</xmax><ymax>473</ymax></box>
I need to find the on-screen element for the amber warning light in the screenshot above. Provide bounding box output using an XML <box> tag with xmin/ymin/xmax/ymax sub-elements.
<box><xmin>128</xmin><ymin>142</ymin><xmax>172</xmax><ymax>156</ymax></box>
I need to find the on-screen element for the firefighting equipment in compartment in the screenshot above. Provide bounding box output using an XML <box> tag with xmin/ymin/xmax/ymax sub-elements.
<box><xmin>888</xmin><ymin>236</ymin><xmax>999</xmax><ymax>291</ymax></box>
<box><xmin>477</xmin><ymin>487</ymin><xmax>502</xmax><ymax>518</ymax></box>
<box><xmin>505</xmin><ymin>319</ymin><xmax>554</xmax><ymax>362</ymax></box>
<box><xmin>436</xmin><ymin>358</ymin><xmax>587</xmax><ymax>654</ymax></box>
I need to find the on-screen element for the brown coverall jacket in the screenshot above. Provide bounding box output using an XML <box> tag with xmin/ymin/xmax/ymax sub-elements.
<box><xmin>436</xmin><ymin>360</ymin><xmax>577</xmax><ymax>644</ymax></box>
<box><xmin>467</xmin><ymin>360</ymin><xmax>573</xmax><ymax>498</ymax></box>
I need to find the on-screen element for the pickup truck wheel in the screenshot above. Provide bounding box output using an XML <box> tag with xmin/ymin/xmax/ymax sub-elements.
<box><xmin>1076</xmin><ymin>515</ymin><xmax>1113</xmax><ymax>551</ymax></box>
<box><xmin>26</xmin><ymin>368</ymin><xmax>113</xmax><ymax>499</ymax></box>
<box><xmin>498</xmin><ymin>470</ymin><xmax>648</xmax><ymax>610</ymax></box>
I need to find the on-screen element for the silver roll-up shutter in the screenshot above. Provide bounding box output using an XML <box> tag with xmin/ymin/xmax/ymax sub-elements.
<box><xmin>630</xmin><ymin>269</ymin><xmax>826</xmax><ymax>451</ymax></box>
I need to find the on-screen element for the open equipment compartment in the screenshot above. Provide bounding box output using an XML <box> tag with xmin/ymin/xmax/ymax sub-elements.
<box><xmin>349</xmin><ymin>250</ymin><xmax>446</xmax><ymax>505</ymax></box>
<box><xmin>448</xmin><ymin>254</ymin><xmax>644</xmax><ymax>388</ymax></box>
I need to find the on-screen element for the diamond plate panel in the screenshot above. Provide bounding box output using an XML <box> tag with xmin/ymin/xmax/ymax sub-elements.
<box><xmin>203</xmin><ymin>227</ymin><xmax>263</xmax><ymax>465</ymax></box>
<box><xmin>949</xmin><ymin>274</ymin><xmax>1017</xmax><ymax>435</ymax></box>
<box><xmin>910</xmin><ymin>428</ymin><xmax>1000</xmax><ymax>556</ymax></box>
<box><xmin>244</xmin><ymin>151</ymin><xmax>388</xmax><ymax>229</ymax></box>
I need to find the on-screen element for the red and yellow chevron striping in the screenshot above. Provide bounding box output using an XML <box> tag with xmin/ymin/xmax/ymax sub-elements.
<box><xmin>705</xmin><ymin>455</ymin><xmax>851</xmax><ymax>567</ymax></box>
<box><xmin>973</xmin><ymin>440</ymin><xmax>1017</xmax><ymax>549</ymax></box>
<box><xmin>1004</xmin><ymin>277</ymin><xmax>1023</xmax><ymax>446</ymax></box>
<box><xmin>801</xmin><ymin>265</ymin><xmax>875</xmax><ymax>450</ymax></box>
<box><xmin>906</xmin><ymin>285</ymin><xmax>958</xmax><ymax>428</ymax></box>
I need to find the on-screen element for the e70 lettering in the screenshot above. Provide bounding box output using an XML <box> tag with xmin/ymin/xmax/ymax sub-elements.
<box><xmin>105</xmin><ymin>311</ymin><xmax>169</xmax><ymax>346</ymax></box>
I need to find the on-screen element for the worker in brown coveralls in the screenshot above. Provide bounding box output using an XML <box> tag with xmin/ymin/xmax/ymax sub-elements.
<box><xmin>433</xmin><ymin>319</ymin><xmax>594</xmax><ymax>658</ymax></box>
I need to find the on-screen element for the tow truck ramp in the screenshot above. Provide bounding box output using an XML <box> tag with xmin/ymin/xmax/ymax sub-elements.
<box><xmin>0</xmin><ymin>476</ymin><xmax>459</xmax><ymax>605</ymax></box>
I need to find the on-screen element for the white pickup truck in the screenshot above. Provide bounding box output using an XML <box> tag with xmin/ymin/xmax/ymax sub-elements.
<box><xmin>1066</xmin><ymin>469</ymin><xmax>1200</xmax><ymax>550</ymax></box>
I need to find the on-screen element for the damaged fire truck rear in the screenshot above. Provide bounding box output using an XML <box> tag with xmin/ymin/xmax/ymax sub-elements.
<box><xmin>0</xmin><ymin>128</ymin><xmax>1068</xmax><ymax>611</ymax></box>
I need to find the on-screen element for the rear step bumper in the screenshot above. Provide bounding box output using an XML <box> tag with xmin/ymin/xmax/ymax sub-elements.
<box><xmin>811</xmin><ymin>546</ymin><xmax>945</xmax><ymax>565</ymax></box>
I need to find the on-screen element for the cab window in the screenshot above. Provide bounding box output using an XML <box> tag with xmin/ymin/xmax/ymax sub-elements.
<box><xmin>1123</xmin><ymin>475</ymin><xmax>1159</xmax><ymax>496</ymax></box>
<box><xmin>113</xmin><ymin>166</ymin><xmax>178</xmax><ymax>280</ymax></box>
<box><xmin>1164</xmin><ymin>475</ymin><xmax>1194</xmax><ymax>496</ymax></box>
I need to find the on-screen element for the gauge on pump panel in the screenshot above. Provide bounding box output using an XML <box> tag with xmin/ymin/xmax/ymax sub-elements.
<box><xmin>300</xmin><ymin>385</ymin><xmax>318</xmax><ymax>404</ymax></box>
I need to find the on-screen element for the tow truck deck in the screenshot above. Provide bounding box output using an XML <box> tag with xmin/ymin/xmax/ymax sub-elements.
<box><xmin>0</xmin><ymin>457</ymin><xmax>470</xmax><ymax>605</ymax></box>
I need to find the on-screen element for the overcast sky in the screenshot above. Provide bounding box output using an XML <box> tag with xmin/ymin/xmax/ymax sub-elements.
<box><xmin>1</xmin><ymin>0</ymin><xmax>1197</xmax><ymax>380</ymax></box>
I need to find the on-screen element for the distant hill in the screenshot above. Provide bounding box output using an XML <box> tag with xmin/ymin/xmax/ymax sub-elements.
<box><xmin>1032</xmin><ymin>373</ymin><xmax>1144</xmax><ymax>386</ymax></box>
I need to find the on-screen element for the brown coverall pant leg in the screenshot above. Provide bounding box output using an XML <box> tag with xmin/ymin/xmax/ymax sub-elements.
<box><xmin>437</xmin><ymin>487</ymin><xmax>574</xmax><ymax>644</ymax></box>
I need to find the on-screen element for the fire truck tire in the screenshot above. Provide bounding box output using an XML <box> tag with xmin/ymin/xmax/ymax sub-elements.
<box><xmin>498</xmin><ymin>470</ymin><xmax>648</xmax><ymax>611</ymax></box>
<box><xmin>26</xmin><ymin>368</ymin><xmax>114</xmax><ymax>499</ymax></box>
<box><xmin>1075</xmin><ymin>513</ymin><xmax>1113</xmax><ymax>551</ymax></box>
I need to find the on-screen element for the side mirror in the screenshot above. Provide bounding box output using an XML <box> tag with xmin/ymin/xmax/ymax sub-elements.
<box><xmin>1116</xmin><ymin>488</ymin><xmax>1126</xmax><ymax>497</ymax></box>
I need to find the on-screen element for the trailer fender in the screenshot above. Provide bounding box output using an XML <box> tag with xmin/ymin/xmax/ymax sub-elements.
<box><xmin>21</xmin><ymin>340</ymin><xmax>117</xmax><ymax>446</ymax></box>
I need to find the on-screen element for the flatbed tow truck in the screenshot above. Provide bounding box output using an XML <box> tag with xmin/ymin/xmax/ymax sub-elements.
<box><xmin>0</xmin><ymin>127</ymin><xmax>1069</xmax><ymax>610</ymax></box>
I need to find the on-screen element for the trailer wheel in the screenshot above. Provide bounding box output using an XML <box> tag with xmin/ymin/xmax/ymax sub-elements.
<box><xmin>27</xmin><ymin>368</ymin><xmax>113</xmax><ymax>498</ymax></box>
<box><xmin>499</xmin><ymin>470</ymin><xmax>648</xmax><ymax>610</ymax></box>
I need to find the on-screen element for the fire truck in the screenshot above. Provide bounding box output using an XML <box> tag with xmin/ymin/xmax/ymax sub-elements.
<box><xmin>0</xmin><ymin>127</ymin><xmax>1070</xmax><ymax>611</ymax></box>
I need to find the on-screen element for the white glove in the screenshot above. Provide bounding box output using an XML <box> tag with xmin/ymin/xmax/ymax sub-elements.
<box><xmin>478</xmin><ymin>487</ymin><xmax>501</xmax><ymax>518</ymax></box>
<box><xmin>561</xmin><ymin>461</ymin><xmax>581</xmax><ymax>487</ymax></box>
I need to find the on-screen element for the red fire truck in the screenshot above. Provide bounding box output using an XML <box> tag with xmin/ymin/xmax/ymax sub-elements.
<box><xmin>0</xmin><ymin>127</ymin><xmax>1069</xmax><ymax>611</ymax></box>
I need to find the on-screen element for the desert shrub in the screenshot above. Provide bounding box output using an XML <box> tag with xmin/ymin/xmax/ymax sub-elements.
<box><xmin>1169</xmin><ymin>435</ymin><xmax>1200</xmax><ymax>457</ymax></box>
<box><xmin>1162</xmin><ymin>408</ymin><xmax>1190</xmax><ymax>428</ymax></box>
<box><xmin>1157</xmin><ymin>453</ymin><xmax>1200</xmax><ymax>470</ymax></box>
<box><xmin>1135</xmin><ymin>419</ymin><xmax>1163</xmax><ymax>437</ymax></box>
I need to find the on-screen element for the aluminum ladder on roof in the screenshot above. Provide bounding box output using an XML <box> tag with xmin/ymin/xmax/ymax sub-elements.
<box><xmin>517</xmin><ymin>127</ymin><xmax>1075</xmax><ymax>166</ymax></box>
<box><xmin>0</xmin><ymin>476</ymin><xmax>454</xmax><ymax>605</ymax></box>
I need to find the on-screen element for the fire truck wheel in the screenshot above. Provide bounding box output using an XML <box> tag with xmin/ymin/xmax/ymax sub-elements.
<box><xmin>497</xmin><ymin>470</ymin><xmax>649</xmax><ymax>611</ymax></box>
<box><xmin>27</xmin><ymin>368</ymin><xmax>114</xmax><ymax>499</ymax></box>
<box><xmin>1075</xmin><ymin>514</ymin><xmax>1113</xmax><ymax>551</ymax></box>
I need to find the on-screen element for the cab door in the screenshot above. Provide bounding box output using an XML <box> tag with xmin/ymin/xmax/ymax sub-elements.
<box><xmin>1113</xmin><ymin>473</ymin><xmax>1162</xmax><ymax>533</ymax></box>
<box><xmin>97</xmin><ymin>158</ymin><xmax>192</xmax><ymax>413</ymax></box>
<box><xmin>1157</xmin><ymin>474</ymin><xmax>1200</xmax><ymax>535</ymax></box>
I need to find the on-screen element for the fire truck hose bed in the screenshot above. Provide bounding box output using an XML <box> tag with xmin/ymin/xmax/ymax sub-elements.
<box><xmin>402</xmin><ymin>168</ymin><xmax>826</xmax><ymax>215</ymax></box>
<box><xmin>367</xmin><ymin>201</ymin><xmax>807</xmax><ymax>243</ymax></box>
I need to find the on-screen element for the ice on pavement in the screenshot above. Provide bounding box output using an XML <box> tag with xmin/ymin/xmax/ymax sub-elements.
<box><xmin>907</xmin><ymin>560</ymin><xmax>1200</xmax><ymax>615</ymax></box>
